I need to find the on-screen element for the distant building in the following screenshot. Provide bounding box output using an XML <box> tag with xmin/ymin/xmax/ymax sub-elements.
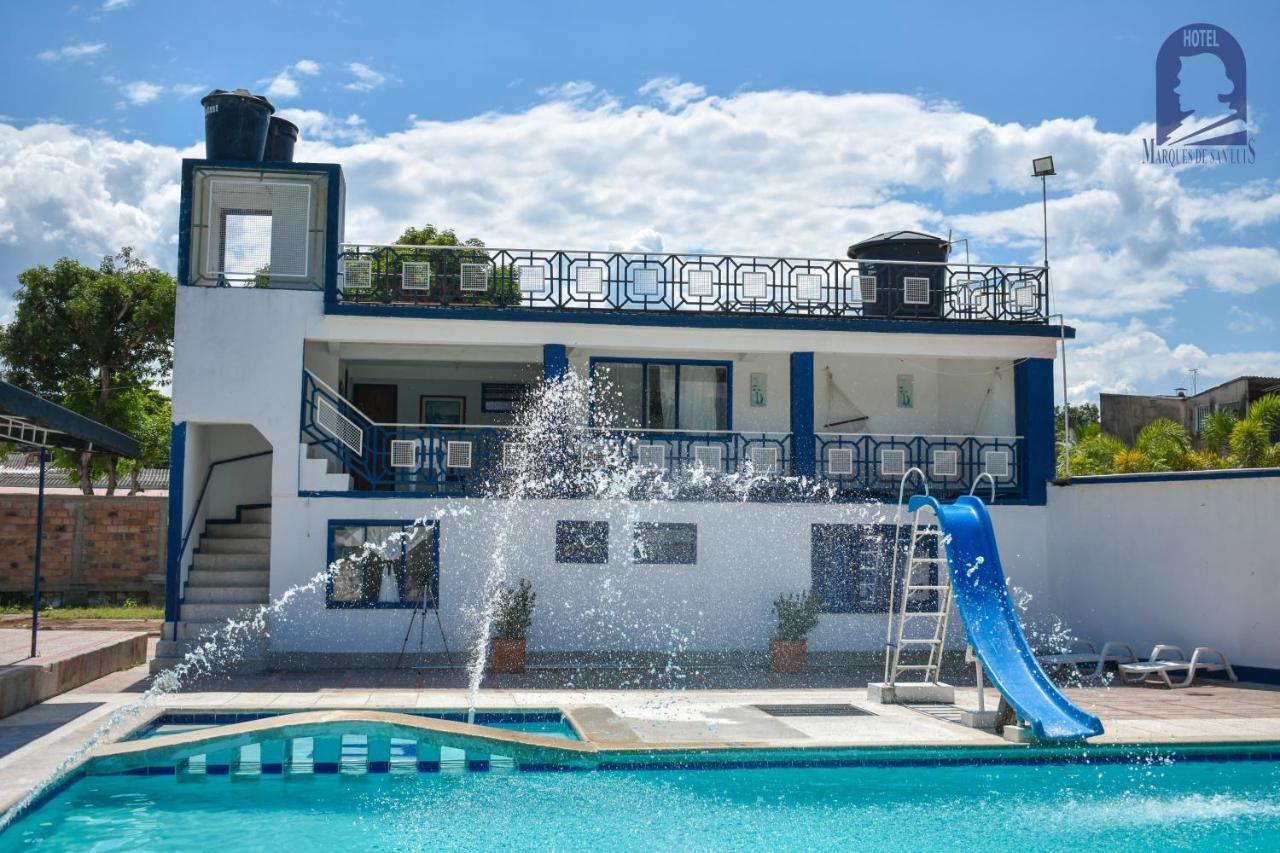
<box><xmin>1101</xmin><ymin>376</ymin><xmax>1280</xmax><ymax>444</ymax></box>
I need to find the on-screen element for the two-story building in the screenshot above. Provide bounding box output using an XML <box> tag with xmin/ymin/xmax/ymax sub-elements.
<box><xmin>160</xmin><ymin>158</ymin><xmax>1069</xmax><ymax>668</ymax></box>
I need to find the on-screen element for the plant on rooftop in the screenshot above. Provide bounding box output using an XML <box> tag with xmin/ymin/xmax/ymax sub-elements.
<box><xmin>391</xmin><ymin>224</ymin><xmax>519</xmax><ymax>306</ymax></box>
<box><xmin>0</xmin><ymin>248</ymin><xmax>175</xmax><ymax>494</ymax></box>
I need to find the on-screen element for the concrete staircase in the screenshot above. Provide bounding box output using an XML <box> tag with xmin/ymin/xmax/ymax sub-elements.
<box><xmin>298</xmin><ymin>443</ymin><xmax>352</xmax><ymax>491</ymax></box>
<box><xmin>152</xmin><ymin>505</ymin><xmax>272</xmax><ymax>672</ymax></box>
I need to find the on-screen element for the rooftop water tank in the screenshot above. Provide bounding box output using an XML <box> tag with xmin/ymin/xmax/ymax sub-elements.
<box><xmin>201</xmin><ymin>89</ymin><xmax>275</xmax><ymax>161</ymax></box>
<box><xmin>847</xmin><ymin>230</ymin><xmax>949</xmax><ymax>319</ymax></box>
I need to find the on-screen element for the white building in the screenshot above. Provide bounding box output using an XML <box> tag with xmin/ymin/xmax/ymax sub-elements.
<box><xmin>161</xmin><ymin>158</ymin><xmax>1066</xmax><ymax>667</ymax></box>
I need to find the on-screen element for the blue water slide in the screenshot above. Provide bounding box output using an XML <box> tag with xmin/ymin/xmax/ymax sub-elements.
<box><xmin>907</xmin><ymin>494</ymin><xmax>1103</xmax><ymax>741</ymax></box>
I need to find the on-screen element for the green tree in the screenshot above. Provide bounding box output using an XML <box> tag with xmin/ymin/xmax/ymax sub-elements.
<box><xmin>0</xmin><ymin>248</ymin><xmax>176</xmax><ymax>494</ymax></box>
<box><xmin>1134</xmin><ymin>418</ymin><xmax>1192</xmax><ymax>471</ymax></box>
<box><xmin>394</xmin><ymin>224</ymin><xmax>518</xmax><ymax>304</ymax></box>
<box><xmin>1066</xmin><ymin>429</ymin><xmax>1127</xmax><ymax>475</ymax></box>
<box><xmin>1198</xmin><ymin>409</ymin><xmax>1238</xmax><ymax>458</ymax></box>
<box><xmin>1055</xmin><ymin>402</ymin><xmax>1100</xmax><ymax>444</ymax></box>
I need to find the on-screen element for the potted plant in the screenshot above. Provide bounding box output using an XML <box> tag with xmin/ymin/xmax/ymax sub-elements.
<box><xmin>490</xmin><ymin>578</ymin><xmax>536</xmax><ymax>674</ymax></box>
<box><xmin>770</xmin><ymin>591</ymin><xmax>821</xmax><ymax>673</ymax></box>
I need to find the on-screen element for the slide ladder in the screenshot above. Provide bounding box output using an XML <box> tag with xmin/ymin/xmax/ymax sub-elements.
<box><xmin>907</xmin><ymin>494</ymin><xmax>1104</xmax><ymax>741</ymax></box>
<box><xmin>886</xmin><ymin>504</ymin><xmax>953</xmax><ymax>685</ymax></box>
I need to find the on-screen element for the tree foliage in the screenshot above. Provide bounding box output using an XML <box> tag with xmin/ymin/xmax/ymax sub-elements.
<box><xmin>0</xmin><ymin>248</ymin><xmax>176</xmax><ymax>494</ymax></box>
<box><xmin>1061</xmin><ymin>395</ymin><xmax>1280</xmax><ymax>476</ymax></box>
<box><xmin>393</xmin><ymin>224</ymin><xmax>518</xmax><ymax>304</ymax></box>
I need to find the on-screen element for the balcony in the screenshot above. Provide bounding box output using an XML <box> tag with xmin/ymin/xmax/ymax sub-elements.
<box><xmin>301</xmin><ymin>371</ymin><xmax>1023</xmax><ymax>500</ymax></box>
<box><xmin>330</xmin><ymin>243</ymin><xmax>1049</xmax><ymax>326</ymax></box>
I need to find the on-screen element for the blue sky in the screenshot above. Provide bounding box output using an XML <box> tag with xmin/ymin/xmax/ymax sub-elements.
<box><xmin>2</xmin><ymin>0</ymin><xmax>1278</xmax><ymax>399</ymax></box>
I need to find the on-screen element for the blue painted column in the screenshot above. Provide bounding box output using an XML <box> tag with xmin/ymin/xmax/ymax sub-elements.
<box><xmin>164</xmin><ymin>421</ymin><xmax>187</xmax><ymax>624</ymax></box>
<box><xmin>543</xmin><ymin>344</ymin><xmax>569</xmax><ymax>382</ymax></box>
<box><xmin>789</xmin><ymin>352</ymin><xmax>816</xmax><ymax>479</ymax></box>
<box><xmin>1014</xmin><ymin>359</ymin><xmax>1055</xmax><ymax>505</ymax></box>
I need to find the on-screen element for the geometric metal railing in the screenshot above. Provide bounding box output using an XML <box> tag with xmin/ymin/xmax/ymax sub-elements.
<box><xmin>816</xmin><ymin>432</ymin><xmax>1021</xmax><ymax>498</ymax></box>
<box><xmin>334</xmin><ymin>243</ymin><xmax>1049</xmax><ymax>324</ymax></box>
<box><xmin>302</xmin><ymin>370</ymin><xmax>1024</xmax><ymax>499</ymax></box>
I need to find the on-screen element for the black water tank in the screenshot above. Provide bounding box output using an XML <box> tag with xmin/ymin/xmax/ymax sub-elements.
<box><xmin>201</xmin><ymin>89</ymin><xmax>274</xmax><ymax>161</ymax></box>
<box><xmin>847</xmin><ymin>231</ymin><xmax>949</xmax><ymax>319</ymax></box>
<box><xmin>264</xmin><ymin>116</ymin><xmax>299</xmax><ymax>162</ymax></box>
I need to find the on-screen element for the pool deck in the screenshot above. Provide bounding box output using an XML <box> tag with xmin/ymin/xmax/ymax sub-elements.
<box><xmin>0</xmin><ymin>660</ymin><xmax>1277</xmax><ymax>812</ymax></box>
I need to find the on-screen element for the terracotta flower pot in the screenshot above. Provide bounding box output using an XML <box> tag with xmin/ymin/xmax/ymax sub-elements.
<box><xmin>490</xmin><ymin>638</ymin><xmax>527</xmax><ymax>674</ymax></box>
<box><xmin>770</xmin><ymin>639</ymin><xmax>807</xmax><ymax>674</ymax></box>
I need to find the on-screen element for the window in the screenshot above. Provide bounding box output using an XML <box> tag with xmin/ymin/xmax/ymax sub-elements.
<box><xmin>632</xmin><ymin>522</ymin><xmax>697</xmax><ymax>565</ymax></box>
<box><xmin>327</xmin><ymin>521</ymin><xmax>438</xmax><ymax>608</ymax></box>
<box><xmin>556</xmin><ymin>520</ymin><xmax>609</xmax><ymax>564</ymax></box>
<box><xmin>591</xmin><ymin>359</ymin><xmax>730</xmax><ymax>431</ymax></box>
<box><xmin>481</xmin><ymin>383</ymin><xmax>529</xmax><ymax>414</ymax></box>
<box><xmin>810</xmin><ymin>524</ymin><xmax>934</xmax><ymax>614</ymax></box>
<box><xmin>1194</xmin><ymin>405</ymin><xmax>1211</xmax><ymax>434</ymax></box>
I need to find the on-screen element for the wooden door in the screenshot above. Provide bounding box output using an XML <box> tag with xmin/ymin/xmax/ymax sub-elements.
<box><xmin>352</xmin><ymin>383</ymin><xmax>397</xmax><ymax>490</ymax></box>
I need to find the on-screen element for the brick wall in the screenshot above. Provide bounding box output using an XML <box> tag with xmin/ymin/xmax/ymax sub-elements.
<box><xmin>0</xmin><ymin>493</ymin><xmax>166</xmax><ymax>605</ymax></box>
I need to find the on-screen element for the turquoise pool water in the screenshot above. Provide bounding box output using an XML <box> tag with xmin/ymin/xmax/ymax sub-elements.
<box><xmin>5</xmin><ymin>753</ymin><xmax>1280</xmax><ymax>851</ymax></box>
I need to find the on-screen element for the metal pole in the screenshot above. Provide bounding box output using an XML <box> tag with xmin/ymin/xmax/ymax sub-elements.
<box><xmin>1060</xmin><ymin>323</ymin><xmax>1071</xmax><ymax>479</ymax></box>
<box><xmin>31</xmin><ymin>447</ymin><xmax>46</xmax><ymax>658</ymax></box>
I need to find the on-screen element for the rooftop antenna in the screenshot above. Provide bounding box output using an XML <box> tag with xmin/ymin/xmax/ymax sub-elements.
<box><xmin>1187</xmin><ymin>367</ymin><xmax>1202</xmax><ymax>395</ymax></box>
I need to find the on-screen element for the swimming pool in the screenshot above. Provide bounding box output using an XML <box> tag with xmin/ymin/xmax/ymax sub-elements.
<box><xmin>5</xmin><ymin>748</ymin><xmax>1279</xmax><ymax>851</ymax></box>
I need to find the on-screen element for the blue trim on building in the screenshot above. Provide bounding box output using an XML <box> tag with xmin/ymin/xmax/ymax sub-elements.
<box><xmin>177</xmin><ymin>159</ymin><xmax>343</xmax><ymax>295</ymax></box>
<box><xmin>324</xmin><ymin>518</ymin><xmax>440</xmax><ymax>609</ymax></box>
<box><xmin>164</xmin><ymin>422</ymin><xmax>187</xmax><ymax>623</ymax></box>
<box><xmin>1059</xmin><ymin>468</ymin><xmax>1280</xmax><ymax>486</ymax></box>
<box><xmin>1014</xmin><ymin>359</ymin><xmax>1054</xmax><ymax>506</ymax></box>
<box><xmin>789</xmin><ymin>353</ymin><xmax>815</xmax><ymax>479</ymax></box>
<box><xmin>542</xmin><ymin>343</ymin><xmax>569</xmax><ymax>382</ymax></box>
<box><xmin>327</xmin><ymin>301</ymin><xmax>1075</xmax><ymax>339</ymax></box>
<box><xmin>588</xmin><ymin>356</ymin><xmax>734</xmax><ymax>430</ymax></box>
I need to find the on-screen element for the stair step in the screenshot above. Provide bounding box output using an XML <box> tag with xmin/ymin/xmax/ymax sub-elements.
<box><xmin>205</xmin><ymin>522</ymin><xmax>271</xmax><ymax>539</ymax></box>
<box><xmin>192</xmin><ymin>553</ymin><xmax>268</xmax><ymax>571</ymax></box>
<box><xmin>186</xmin><ymin>569</ymin><xmax>270</xmax><ymax>588</ymax></box>
<box><xmin>239</xmin><ymin>507</ymin><xmax>272</xmax><ymax>524</ymax></box>
<box><xmin>179</xmin><ymin>602</ymin><xmax>265</xmax><ymax>623</ymax></box>
<box><xmin>183</xmin><ymin>586</ymin><xmax>270</xmax><ymax>604</ymax></box>
<box><xmin>907</xmin><ymin>585</ymin><xmax>949</xmax><ymax>591</ymax></box>
<box><xmin>894</xmin><ymin>665</ymin><xmax>941</xmax><ymax>671</ymax></box>
<box><xmin>899</xmin><ymin>638</ymin><xmax>944</xmax><ymax>645</ymax></box>
<box><xmin>199</xmin><ymin>538</ymin><xmax>270</xmax><ymax>555</ymax></box>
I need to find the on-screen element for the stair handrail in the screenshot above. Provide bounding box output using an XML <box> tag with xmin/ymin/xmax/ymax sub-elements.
<box><xmin>883</xmin><ymin>467</ymin><xmax>929</xmax><ymax>683</ymax></box>
<box><xmin>177</xmin><ymin>449</ymin><xmax>274</xmax><ymax>574</ymax></box>
<box><xmin>301</xmin><ymin>369</ymin><xmax>383</xmax><ymax>485</ymax></box>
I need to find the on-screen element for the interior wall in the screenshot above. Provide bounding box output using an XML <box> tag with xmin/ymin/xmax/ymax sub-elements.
<box><xmin>815</xmin><ymin>354</ymin><xmax>1015</xmax><ymax>437</ymax></box>
<box><xmin>341</xmin><ymin>360</ymin><xmax>542</xmax><ymax>425</ymax></box>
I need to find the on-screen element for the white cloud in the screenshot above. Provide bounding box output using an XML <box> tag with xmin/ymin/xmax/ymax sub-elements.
<box><xmin>38</xmin><ymin>42</ymin><xmax>106</xmax><ymax>62</ymax></box>
<box><xmin>638</xmin><ymin>77</ymin><xmax>707</xmax><ymax>110</ymax></box>
<box><xmin>294</xmin><ymin>59</ymin><xmax>321</xmax><ymax>76</ymax></box>
<box><xmin>101</xmin><ymin>0</ymin><xmax>132</xmax><ymax>9</ymax></box>
<box><xmin>122</xmin><ymin>81</ymin><xmax>163</xmax><ymax>105</ymax></box>
<box><xmin>264</xmin><ymin>72</ymin><xmax>300</xmax><ymax>100</ymax></box>
<box><xmin>1067</xmin><ymin>319</ymin><xmax>1280</xmax><ymax>399</ymax></box>
<box><xmin>1</xmin><ymin>83</ymin><xmax>1276</xmax><ymax>399</ymax></box>
<box><xmin>344</xmin><ymin>62</ymin><xmax>389</xmax><ymax>93</ymax></box>
<box><xmin>171</xmin><ymin>83</ymin><xmax>208</xmax><ymax>99</ymax></box>
<box><xmin>275</xmin><ymin>109</ymin><xmax>370</xmax><ymax>143</ymax></box>
<box><xmin>1227</xmin><ymin>305</ymin><xmax>1276</xmax><ymax>335</ymax></box>
<box><xmin>538</xmin><ymin>81</ymin><xmax>596</xmax><ymax>101</ymax></box>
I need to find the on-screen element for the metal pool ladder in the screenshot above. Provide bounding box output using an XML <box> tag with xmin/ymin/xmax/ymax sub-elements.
<box><xmin>884</xmin><ymin>469</ymin><xmax>954</xmax><ymax>687</ymax></box>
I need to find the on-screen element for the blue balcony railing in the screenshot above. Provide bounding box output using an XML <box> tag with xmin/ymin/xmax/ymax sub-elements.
<box><xmin>301</xmin><ymin>370</ymin><xmax>1022</xmax><ymax>499</ymax></box>
<box><xmin>332</xmin><ymin>244</ymin><xmax>1049</xmax><ymax>324</ymax></box>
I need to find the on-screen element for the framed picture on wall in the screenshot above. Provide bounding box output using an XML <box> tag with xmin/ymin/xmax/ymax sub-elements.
<box><xmin>481</xmin><ymin>382</ymin><xmax>529</xmax><ymax>414</ymax></box>
<box><xmin>420</xmin><ymin>395</ymin><xmax>466</xmax><ymax>425</ymax></box>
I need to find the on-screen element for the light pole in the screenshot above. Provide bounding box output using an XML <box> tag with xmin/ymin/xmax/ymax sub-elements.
<box><xmin>1033</xmin><ymin>156</ymin><xmax>1068</xmax><ymax>477</ymax></box>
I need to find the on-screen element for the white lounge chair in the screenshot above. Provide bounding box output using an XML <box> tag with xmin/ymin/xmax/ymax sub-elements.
<box><xmin>1038</xmin><ymin>641</ymin><xmax>1138</xmax><ymax>680</ymax></box>
<box><xmin>1119</xmin><ymin>645</ymin><xmax>1238</xmax><ymax>689</ymax></box>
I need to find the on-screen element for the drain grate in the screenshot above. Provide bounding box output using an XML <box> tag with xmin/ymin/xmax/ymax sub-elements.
<box><xmin>754</xmin><ymin>704</ymin><xmax>874</xmax><ymax>717</ymax></box>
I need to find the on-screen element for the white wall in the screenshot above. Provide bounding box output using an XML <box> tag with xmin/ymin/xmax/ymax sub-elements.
<box><xmin>341</xmin><ymin>360</ymin><xmax>542</xmax><ymax>426</ymax></box>
<box><xmin>266</xmin><ymin>496</ymin><xmax>1048</xmax><ymax>655</ymax></box>
<box><xmin>816</xmin><ymin>354</ymin><xmax>1015</xmax><ymax>437</ymax></box>
<box><xmin>1045</xmin><ymin>474</ymin><xmax>1280</xmax><ymax>670</ymax></box>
